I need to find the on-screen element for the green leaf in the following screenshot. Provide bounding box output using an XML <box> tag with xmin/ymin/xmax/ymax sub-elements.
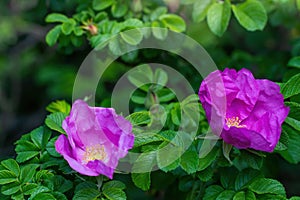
<box><xmin>198</xmin><ymin>147</ymin><xmax>219</xmax><ymax>171</ymax></box>
<box><xmin>207</xmin><ymin>0</ymin><xmax>231</xmax><ymax>37</ymax></box>
<box><xmin>235</xmin><ymin>168</ymin><xmax>261</xmax><ymax>190</ymax></box>
<box><xmin>45</xmin><ymin>13</ymin><xmax>68</xmax><ymax>23</ymax></box>
<box><xmin>245</xmin><ymin>190</ymin><xmax>256</xmax><ymax>200</ymax></box>
<box><xmin>290</xmin><ymin>197</ymin><xmax>300</xmax><ymax>200</ymax></box>
<box><xmin>90</xmin><ymin>34</ymin><xmax>111</xmax><ymax>50</ymax></box>
<box><xmin>46</xmin><ymin>100</ymin><xmax>70</xmax><ymax>114</ymax></box>
<box><xmin>285</xmin><ymin>102</ymin><xmax>300</xmax><ymax>121</ymax></box>
<box><xmin>74</xmin><ymin>27</ymin><xmax>84</xmax><ymax>36</ymax></box>
<box><xmin>22</xmin><ymin>183</ymin><xmax>38</xmax><ymax>195</ymax></box>
<box><xmin>203</xmin><ymin>185</ymin><xmax>224</xmax><ymax>200</ymax></box>
<box><xmin>74</xmin><ymin>181</ymin><xmax>97</xmax><ymax>193</ymax></box>
<box><xmin>12</xmin><ymin>192</ymin><xmax>24</xmax><ymax>200</ymax></box>
<box><xmin>192</xmin><ymin>0</ymin><xmax>213</xmax><ymax>22</ymax></box>
<box><xmin>35</xmin><ymin>170</ymin><xmax>54</xmax><ymax>182</ymax></box>
<box><xmin>73</xmin><ymin>188</ymin><xmax>101</xmax><ymax>200</ymax></box>
<box><xmin>53</xmin><ymin>175</ymin><xmax>73</xmax><ymax>193</ymax></box>
<box><xmin>154</xmin><ymin>68</ymin><xmax>168</xmax><ymax>87</ymax></box>
<box><xmin>150</xmin><ymin>7</ymin><xmax>167</xmax><ymax>21</ymax></box>
<box><xmin>1</xmin><ymin>182</ymin><xmax>20</xmax><ymax>195</ymax></box>
<box><xmin>46</xmin><ymin>25</ymin><xmax>61</xmax><ymax>46</ymax></box>
<box><xmin>93</xmin><ymin>0</ymin><xmax>115</xmax><ymax>11</ymax></box>
<box><xmin>216</xmin><ymin>190</ymin><xmax>235</xmax><ymax>200</ymax></box>
<box><xmin>275</xmin><ymin>127</ymin><xmax>289</xmax><ymax>151</ymax></box>
<box><xmin>15</xmin><ymin>140</ymin><xmax>40</xmax><ymax>163</ymax></box>
<box><xmin>132</xmin><ymin>151</ymin><xmax>156</xmax><ymax>173</ymax></box>
<box><xmin>232</xmin><ymin>0</ymin><xmax>267</xmax><ymax>31</ymax></box>
<box><xmin>220</xmin><ymin>168</ymin><xmax>238</xmax><ymax>189</ymax></box>
<box><xmin>297</xmin><ymin>0</ymin><xmax>300</xmax><ymax>10</ymax></box>
<box><xmin>126</xmin><ymin>111</ymin><xmax>151</xmax><ymax>126</ymax></box>
<box><xmin>127</xmin><ymin>64</ymin><xmax>153</xmax><ymax>90</ymax></box>
<box><xmin>285</xmin><ymin>117</ymin><xmax>300</xmax><ymax>131</ymax></box>
<box><xmin>103</xmin><ymin>188</ymin><xmax>126</xmax><ymax>200</ymax></box>
<box><xmin>256</xmin><ymin>194</ymin><xmax>285</xmax><ymax>200</ymax></box>
<box><xmin>233</xmin><ymin>191</ymin><xmax>245</xmax><ymax>200</ymax></box>
<box><xmin>0</xmin><ymin>170</ymin><xmax>17</xmax><ymax>184</ymax></box>
<box><xmin>131</xmin><ymin>172</ymin><xmax>151</xmax><ymax>191</ymax></box>
<box><xmin>131</xmin><ymin>151</ymin><xmax>156</xmax><ymax>190</ymax></box>
<box><xmin>61</xmin><ymin>19</ymin><xmax>76</xmax><ymax>35</ymax></box>
<box><xmin>52</xmin><ymin>192</ymin><xmax>68</xmax><ymax>200</ymax></box>
<box><xmin>180</xmin><ymin>149</ymin><xmax>199</xmax><ymax>174</ymax></box>
<box><xmin>157</xmin><ymin>88</ymin><xmax>176</xmax><ymax>102</ymax></box>
<box><xmin>46</xmin><ymin>137</ymin><xmax>61</xmax><ymax>157</ymax></box>
<box><xmin>20</xmin><ymin>164</ymin><xmax>39</xmax><ymax>183</ymax></box>
<box><xmin>279</xmin><ymin>124</ymin><xmax>300</xmax><ymax>164</ymax></box>
<box><xmin>133</xmin><ymin>133</ymin><xmax>162</xmax><ymax>148</ymax></box>
<box><xmin>281</xmin><ymin>73</ymin><xmax>300</xmax><ymax>99</ymax></box>
<box><xmin>108</xmin><ymin>37</ymin><xmax>129</xmax><ymax>56</ymax></box>
<box><xmin>1</xmin><ymin>159</ymin><xmax>20</xmax><ymax>177</ymax></box>
<box><xmin>288</xmin><ymin>56</ymin><xmax>300</xmax><ymax>69</ymax></box>
<box><xmin>122</xmin><ymin>19</ymin><xmax>143</xmax><ymax>28</ymax></box>
<box><xmin>159</xmin><ymin>14</ymin><xmax>186</xmax><ymax>32</ymax></box>
<box><xmin>30</xmin><ymin>126</ymin><xmax>52</xmax><ymax>150</ymax></box>
<box><xmin>152</xmin><ymin>21</ymin><xmax>168</xmax><ymax>40</ymax></box>
<box><xmin>111</xmin><ymin>2</ymin><xmax>128</xmax><ymax>18</ymax></box>
<box><xmin>28</xmin><ymin>186</ymin><xmax>51</xmax><ymax>199</ymax></box>
<box><xmin>197</xmin><ymin>166</ymin><xmax>214</xmax><ymax>182</ymax></box>
<box><xmin>249</xmin><ymin>178</ymin><xmax>286</xmax><ymax>196</ymax></box>
<box><xmin>120</xmin><ymin>29</ymin><xmax>143</xmax><ymax>45</ymax></box>
<box><xmin>102</xmin><ymin>180</ymin><xmax>126</xmax><ymax>191</ymax></box>
<box><xmin>131</xmin><ymin>91</ymin><xmax>146</xmax><ymax>105</ymax></box>
<box><xmin>233</xmin><ymin>150</ymin><xmax>263</xmax><ymax>170</ymax></box>
<box><xmin>45</xmin><ymin>112</ymin><xmax>67</xmax><ymax>134</ymax></box>
<box><xmin>171</xmin><ymin>104</ymin><xmax>181</xmax><ymax>126</ymax></box>
<box><xmin>31</xmin><ymin>193</ymin><xmax>56</xmax><ymax>200</ymax></box>
<box><xmin>157</xmin><ymin>136</ymin><xmax>185</xmax><ymax>170</ymax></box>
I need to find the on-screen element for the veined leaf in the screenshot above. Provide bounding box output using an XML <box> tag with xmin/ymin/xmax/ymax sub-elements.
<box><xmin>249</xmin><ymin>178</ymin><xmax>286</xmax><ymax>196</ymax></box>
<box><xmin>207</xmin><ymin>0</ymin><xmax>231</xmax><ymax>37</ymax></box>
<box><xmin>288</xmin><ymin>56</ymin><xmax>300</xmax><ymax>69</ymax></box>
<box><xmin>45</xmin><ymin>112</ymin><xmax>67</xmax><ymax>134</ymax></box>
<box><xmin>192</xmin><ymin>0</ymin><xmax>213</xmax><ymax>22</ymax></box>
<box><xmin>232</xmin><ymin>0</ymin><xmax>267</xmax><ymax>31</ymax></box>
<box><xmin>281</xmin><ymin>73</ymin><xmax>300</xmax><ymax>99</ymax></box>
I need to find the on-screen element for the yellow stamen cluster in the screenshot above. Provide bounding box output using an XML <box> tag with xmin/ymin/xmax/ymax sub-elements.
<box><xmin>225</xmin><ymin>117</ymin><xmax>246</xmax><ymax>128</ymax></box>
<box><xmin>82</xmin><ymin>144</ymin><xmax>106</xmax><ymax>164</ymax></box>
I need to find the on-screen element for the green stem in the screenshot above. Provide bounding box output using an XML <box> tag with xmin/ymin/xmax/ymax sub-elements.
<box><xmin>96</xmin><ymin>175</ymin><xmax>103</xmax><ymax>191</ymax></box>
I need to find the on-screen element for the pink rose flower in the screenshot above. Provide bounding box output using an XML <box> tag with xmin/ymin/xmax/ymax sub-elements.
<box><xmin>199</xmin><ymin>68</ymin><xmax>289</xmax><ymax>152</ymax></box>
<box><xmin>55</xmin><ymin>100</ymin><xmax>134</xmax><ymax>178</ymax></box>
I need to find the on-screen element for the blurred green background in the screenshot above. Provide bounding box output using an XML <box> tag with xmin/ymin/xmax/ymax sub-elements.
<box><xmin>1</xmin><ymin>0</ymin><xmax>300</xmax><ymax>197</ymax></box>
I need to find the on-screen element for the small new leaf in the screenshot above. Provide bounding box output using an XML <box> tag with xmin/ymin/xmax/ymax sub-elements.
<box><xmin>46</xmin><ymin>100</ymin><xmax>71</xmax><ymax>114</ymax></box>
<box><xmin>46</xmin><ymin>25</ymin><xmax>61</xmax><ymax>46</ymax></box>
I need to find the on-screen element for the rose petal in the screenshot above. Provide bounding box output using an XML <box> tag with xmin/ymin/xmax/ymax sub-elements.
<box><xmin>55</xmin><ymin>135</ymin><xmax>99</xmax><ymax>176</ymax></box>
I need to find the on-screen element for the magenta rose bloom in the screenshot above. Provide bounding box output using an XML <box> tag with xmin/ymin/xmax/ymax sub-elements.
<box><xmin>55</xmin><ymin>100</ymin><xmax>134</xmax><ymax>179</ymax></box>
<box><xmin>199</xmin><ymin>68</ymin><xmax>289</xmax><ymax>152</ymax></box>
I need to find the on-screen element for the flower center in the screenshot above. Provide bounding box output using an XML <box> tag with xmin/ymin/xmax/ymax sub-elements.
<box><xmin>82</xmin><ymin>144</ymin><xmax>106</xmax><ymax>164</ymax></box>
<box><xmin>225</xmin><ymin>117</ymin><xmax>246</xmax><ymax>128</ymax></box>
